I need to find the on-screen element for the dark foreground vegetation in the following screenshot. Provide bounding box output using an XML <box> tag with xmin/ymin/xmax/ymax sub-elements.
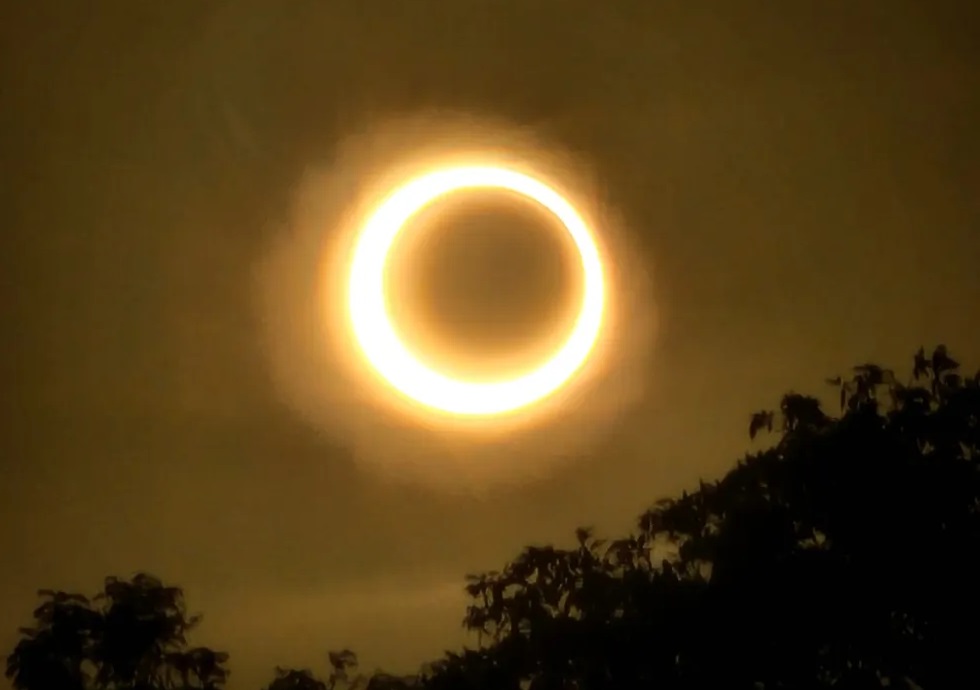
<box><xmin>7</xmin><ymin>346</ymin><xmax>979</xmax><ymax>689</ymax></box>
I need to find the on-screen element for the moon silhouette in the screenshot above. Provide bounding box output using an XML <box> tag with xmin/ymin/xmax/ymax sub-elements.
<box><xmin>347</xmin><ymin>165</ymin><xmax>605</xmax><ymax>416</ymax></box>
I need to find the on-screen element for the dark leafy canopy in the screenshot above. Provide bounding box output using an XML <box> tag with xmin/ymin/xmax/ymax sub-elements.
<box><xmin>417</xmin><ymin>346</ymin><xmax>980</xmax><ymax>690</ymax></box>
<box><xmin>264</xmin><ymin>667</ymin><xmax>328</xmax><ymax>690</ymax></box>
<box><xmin>6</xmin><ymin>574</ymin><xmax>229</xmax><ymax>690</ymax></box>
<box><xmin>7</xmin><ymin>346</ymin><xmax>978</xmax><ymax>690</ymax></box>
<box><xmin>262</xmin><ymin>651</ymin><xmax>418</xmax><ymax>690</ymax></box>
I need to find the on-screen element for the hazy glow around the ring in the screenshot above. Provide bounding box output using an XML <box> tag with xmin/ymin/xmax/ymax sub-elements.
<box><xmin>347</xmin><ymin>166</ymin><xmax>606</xmax><ymax>416</ymax></box>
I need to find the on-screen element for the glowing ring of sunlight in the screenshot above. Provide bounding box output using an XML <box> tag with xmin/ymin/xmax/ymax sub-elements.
<box><xmin>347</xmin><ymin>166</ymin><xmax>605</xmax><ymax>416</ymax></box>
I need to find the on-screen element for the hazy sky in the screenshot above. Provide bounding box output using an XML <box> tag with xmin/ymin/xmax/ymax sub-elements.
<box><xmin>2</xmin><ymin>1</ymin><xmax>978</xmax><ymax>687</ymax></box>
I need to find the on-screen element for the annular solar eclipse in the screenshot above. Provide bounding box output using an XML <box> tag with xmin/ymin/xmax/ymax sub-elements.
<box><xmin>347</xmin><ymin>165</ymin><xmax>605</xmax><ymax>416</ymax></box>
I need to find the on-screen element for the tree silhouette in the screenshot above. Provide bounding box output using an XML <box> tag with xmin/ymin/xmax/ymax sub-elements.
<box><xmin>415</xmin><ymin>345</ymin><xmax>980</xmax><ymax>689</ymax></box>
<box><xmin>7</xmin><ymin>346</ymin><xmax>978</xmax><ymax>690</ymax></box>
<box><xmin>263</xmin><ymin>667</ymin><xmax>328</xmax><ymax>690</ymax></box>
<box><xmin>6</xmin><ymin>574</ymin><xmax>229</xmax><ymax>690</ymax></box>
<box><xmin>5</xmin><ymin>591</ymin><xmax>98</xmax><ymax>690</ymax></box>
<box><xmin>264</xmin><ymin>651</ymin><xmax>418</xmax><ymax>690</ymax></box>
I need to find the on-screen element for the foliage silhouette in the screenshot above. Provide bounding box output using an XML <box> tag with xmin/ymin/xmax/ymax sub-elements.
<box><xmin>263</xmin><ymin>667</ymin><xmax>328</xmax><ymax>690</ymax></box>
<box><xmin>6</xmin><ymin>574</ymin><xmax>229</xmax><ymax>690</ymax></box>
<box><xmin>263</xmin><ymin>651</ymin><xmax>417</xmax><ymax>690</ymax></box>
<box><xmin>7</xmin><ymin>346</ymin><xmax>978</xmax><ymax>690</ymax></box>
<box><xmin>411</xmin><ymin>345</ymin><xmax>980</xmax><ymax>689</ymax></box>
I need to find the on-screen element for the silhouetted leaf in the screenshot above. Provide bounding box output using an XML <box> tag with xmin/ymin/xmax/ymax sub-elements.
<box><xmin>749</xmin><ymin>411</ymin><xmax>774</xmax><ymax>439</ymax></box>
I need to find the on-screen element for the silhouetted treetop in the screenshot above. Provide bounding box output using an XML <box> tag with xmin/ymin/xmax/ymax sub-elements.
<box><xmin>7</xmin><ymin>346</ymin><xmax>978</xmax><ymax>690</ymax></box>
<box><xmin>264</xmin><ymin>667</ymin><xmax>328</xmax><ymax>690</ymax></box>
<box><xmin>6</xmin><ymin>573</ymin><xmax>229</xmax><ymax>690</ymax></box>
<box><xmin>434</xmin><ymin>346</ymin><xmax>980</xmax><ymax>690</ymax></box>
<box><xmin>263</xmin><ymin>651</ymin><xmax>419</xmax><ymax>690</ymax></box>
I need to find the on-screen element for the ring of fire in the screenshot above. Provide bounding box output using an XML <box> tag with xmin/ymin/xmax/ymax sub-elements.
<box><xmin>347</xmin><ymin>165</ymin><xmax>605</xmax><ymax>416</ymax></box>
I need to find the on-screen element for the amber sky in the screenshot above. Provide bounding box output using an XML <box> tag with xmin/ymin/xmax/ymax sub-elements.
<box><xmin>1</xmin><ymin>1</ymin><xmax>978</xmax><ymax>687</ymax></box>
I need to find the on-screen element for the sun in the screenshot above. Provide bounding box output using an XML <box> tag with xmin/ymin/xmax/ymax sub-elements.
<box><xmin>347</xmin><ymin>165</ymin><xmax>605</xmax><ymax>416</ymax></box>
